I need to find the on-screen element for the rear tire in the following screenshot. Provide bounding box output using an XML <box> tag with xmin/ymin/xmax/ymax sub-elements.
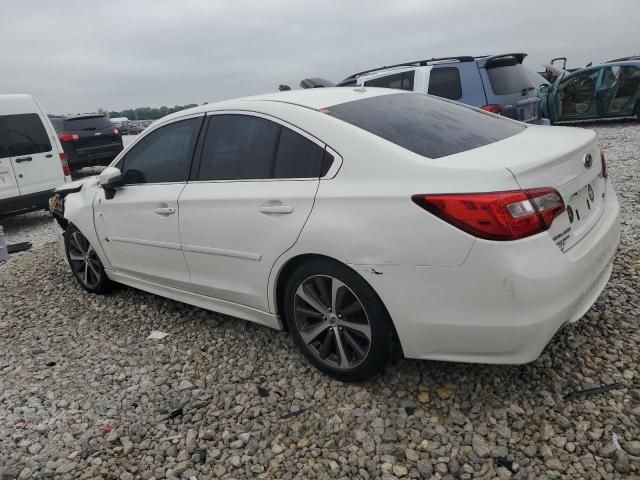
<box><xmin>64</xmin><ymin>225</ymin><xmax>111</xmax><ymax>294</ymax></box>
<box><xmin>283</xmin><ymin>258</ymin><xmax>393</xmax><ymax>382</ymax></box>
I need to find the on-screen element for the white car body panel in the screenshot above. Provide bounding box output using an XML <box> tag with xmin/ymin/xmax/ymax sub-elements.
<box><xmin>55</xmin><ymin>88</ymin><xmax>620</xmax><ymax>365</ymax></box>
<box><xmin>94</xmin><ymin>184</ymin><xmax>191</xmax><ymax>291</ymax></box>
<box><xmin>0</xmin><ymin>94</ymin><xmax>70</xmax><ymax>207</ymax></box>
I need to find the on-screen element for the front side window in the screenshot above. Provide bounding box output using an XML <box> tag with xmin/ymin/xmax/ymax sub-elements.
<box><xmin>0</xmin><ymin>113</ymin><xmax>52</xmax><ymax>158</ymax></box>
<box><xmin>364</xmin><ymin>71</ymin><xmax>415</xmax><ymax>91</ymax></box>
<box><xmin>324</xmin><ymin>93</ymin><xmax>525</xmax><ymax>159</ymax></box>
<box><xmin>428</xmin><ymin>67</ymin><xmax>462</xmax><ymax>100</ymax></box>
<box><xmin>120</xmin><ymin>117</ymin><xmax>200</xmax><ymax>184</ymax></box>
<box><xmin>197</xmin><ymin>114</ymin><xmax>326</xmax><ymax>181</ymax></box>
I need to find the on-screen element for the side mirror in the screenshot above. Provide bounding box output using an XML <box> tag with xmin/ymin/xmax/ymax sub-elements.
<box><xmin>539</xmin><ymin>84</ymin><xmax>550</xmax><ymax>94</ymax></box>
<box><xmin>99</xmin><ymin>166</ymin><xmax>123</xmax><ymax>199</ymax></box>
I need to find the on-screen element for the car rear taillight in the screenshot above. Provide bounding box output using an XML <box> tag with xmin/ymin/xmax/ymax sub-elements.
<box><xmin>59</xmin><ymin>153</ymin><xmax>71</xmax><ymax>177</ymax></box>
<box><xmin>412</xmin><ymin>188</ymin><xmax>565</xmax><ymax>241</ymax></box>
<box><xmin>113</xmin><ymin>127</ymin><xmax>120</xmax><ymax>135</ymax></box>
<box><xmin>58</xmin><ymin>133</ymin><xmax>79</xmax><ymax>142</ymax></box>
<box><xmin>600</xmin><ymin>148</ymin><xmax>608</xmax><ymax>178</ymax></box>
<box><xmin>480</xmin><ymin>104</ymin><xmax>503</xmax><ymax>115</ymax></box>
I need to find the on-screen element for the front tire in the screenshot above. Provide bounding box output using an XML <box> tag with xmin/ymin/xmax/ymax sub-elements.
<box><xmin>284</xmin><ymin>258</ymin><xmax>394</xmax><ymax>382</ymax></box>
<box><xmin>65</xmin><ymin>225</ymin><xmax>111</xmax><ymax>294</ymax></box>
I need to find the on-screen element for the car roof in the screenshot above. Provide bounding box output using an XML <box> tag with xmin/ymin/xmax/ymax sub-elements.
<box><xmin>160</xmin><ymin>87</ymin><xmax>400</xmax><ymax>123</ymax></box>
<box><xmin>560</xmin><ymin>60</ymin><xmax>640</xmax><ymax>81</ymax></box>
<box><xmin>63</xmin><ymin>114</ymin><xmax>109</xmax><ymax>120</ymax></box>
<box><xmin>336</xmin><ymin>53</ymin><xmax>527</xmax><ymax>85</ymax></box>
<box><xmin>599</xmin><ymin>60</ymin><xmax>640</xmax><ymax>67</ymax></box>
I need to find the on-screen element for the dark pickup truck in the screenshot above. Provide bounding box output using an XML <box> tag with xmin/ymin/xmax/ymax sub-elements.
<box><xmin>49</xmin><ymin>114</ymin><xmax>123</xmax><ymax>169</ymax></box>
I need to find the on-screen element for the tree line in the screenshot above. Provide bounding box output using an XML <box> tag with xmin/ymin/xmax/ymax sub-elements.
<box><xmin>103</xmin><ymin>103</ymin><xmax>206</xmax><ymax>120</ymax></box>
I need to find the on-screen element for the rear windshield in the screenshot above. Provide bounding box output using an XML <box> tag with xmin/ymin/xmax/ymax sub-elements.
<box><xmin>64</xmin><ymin>116</ymin><xmax>113</xmax><ymax>131</ymax></box>
<box><xmin>324</xmin><ymin>93</ymin><xmax>525</xmax><ymax>159</ymax></box>
<box><xmin>486</xmin><ymin>62</ymin><xmax>535</xmax><ymax>95</ymax></box>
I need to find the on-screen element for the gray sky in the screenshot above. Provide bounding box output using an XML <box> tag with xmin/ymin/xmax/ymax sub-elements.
<box><xmin>1</xmin><ymin>0</ymin><xmax>638</xmax><ymax>114</ymax></box>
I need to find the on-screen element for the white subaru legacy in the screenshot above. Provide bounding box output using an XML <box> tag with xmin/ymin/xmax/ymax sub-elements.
<box><xmin>51</xmin><ymin>88</ymin><xmax>620</xmax><ymax>381</ymax></box>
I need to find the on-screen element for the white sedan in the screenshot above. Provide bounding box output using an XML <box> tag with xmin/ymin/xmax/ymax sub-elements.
<box><xmin>51</xmin><ymin>88</ymin><xmax>620</xmax><ymax>381</ymax></box>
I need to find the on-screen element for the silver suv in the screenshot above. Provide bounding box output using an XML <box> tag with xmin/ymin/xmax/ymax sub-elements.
<box><xmin>319</xmin><ymin>54</ymin><xmax>549</xmax><ymax>124</ymax></box>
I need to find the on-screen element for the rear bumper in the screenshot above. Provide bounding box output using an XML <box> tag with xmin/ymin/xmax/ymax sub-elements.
<box><xmin>355</xmin><ymin>182</ymin><xmax>620</xmax><ymax>363</ymax></box>
<box><xmin>64</xmin><ymin>143</ymin><xmax>123</xmax><ymax>168</ymax></box>
<box><xmin>0</xmin><ymin>190</ymin><xmax>52</xmax><ymax>217</ymax></box>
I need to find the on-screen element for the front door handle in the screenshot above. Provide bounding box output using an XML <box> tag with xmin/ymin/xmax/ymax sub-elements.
<box><xmin>154</xmin><ymin>207</ymin><xmax>176</xmax><ymax>215</ymax></box>
<box><xmin>15</xmin><ymin>156</ymin><xmax>32</xmax><ymax>163</ymax></box>
<box><xmin>259</xmin><ymin>205</ymin><xmax>294</xmax><ymax>214</ymax></box>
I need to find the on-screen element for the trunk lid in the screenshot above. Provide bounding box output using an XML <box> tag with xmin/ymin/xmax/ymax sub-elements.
<box><xmin>444</xmin><ymin>125</ymin><xmax>606</xmax><ymax>252</ymax></box>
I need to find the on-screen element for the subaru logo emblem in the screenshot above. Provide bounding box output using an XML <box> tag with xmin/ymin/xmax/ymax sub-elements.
<box><xmin>583</xmin><ymin>153</ymin><xmax>593</xmax><ymax>169</ymax></box>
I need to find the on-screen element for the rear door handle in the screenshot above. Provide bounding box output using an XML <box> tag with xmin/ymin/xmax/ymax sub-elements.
<box><xmin>15</xmin><ymin>156</ymin><xmax>32</xmax><ymax>163</ymax></box>
<box><xmin>45</xmin><ymin>153</ymin><xmax>53</xmax><ymax>158</ymax></box>
<box><xmin>154</xmin><ymin>207</ymin><xmax>176</xmax><ymax>215</ymax></box>
<box><xmin>259</xmin><ymin>205</ymin><xmax>294</xmax><ymax>214</ymax></box>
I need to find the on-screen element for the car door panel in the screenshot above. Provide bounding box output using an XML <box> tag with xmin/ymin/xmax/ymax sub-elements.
<box><xmin>94</xmin><ymin>184</ymin><xmax>190</xmax><ymax>289</ymax></box>
<box><xmin>0</xmin><ymin>112</ymin><xmax>62</xmax><ymax>195</ymax></box>
<box><xmin>0</xmin><ymin>155</ymin><xmax>19</xmax><ymax>201</ymax></box>
<box><xmin>93</xmin><ymin>115</ymin><xmax>203</xmax><ymax>290</ymax></box>
<box><xmin>179</xmin><ymin>112</ymin><xmax>326</xmax><ymax>312</ymax></box>
<box><xmin>179</xmin><ymin>180</ymin><xmax>318</xmax><ymax>310</ymax></box>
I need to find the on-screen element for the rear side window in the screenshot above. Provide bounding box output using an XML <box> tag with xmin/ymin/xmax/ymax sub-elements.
<box><xmin>199</xmin><ymin>115</ymin><xmax>280</xmax><ymax>181</ymax></box>
<box><xmin>198</xmin><ymin>114</ymin><xmax>326</xmax><ymax>181</ymax></box>
<box><xmin>120</xmin><ymin>118</ymin><xmax>200</xmax><ymax>184</ymax></box>
<box><xmin>0</xmin><ymin>113</ymin><xmax>52</xmax><ymax>158</ymax></box>
<box><xmin>64</xmin><ymin>116</ymin><xmax>113</xmax><ymax>131</ymax></box>
<box><xmin>324</xmin><ymin>93</ymin><xmax>525</xmax><ymax>159</ymax></box>
<box><xmin>273</xmin><ymin>127</ymin><xmax>324</xmax><ymax>178</ymax></box>
<box><xmin>364</xmin><ymin>71</ymin><xmax>414</xmax><ymax>91</ymax></box>
<box><xmin>486</xmin><ymin>61</ymin><xmax>534</xmax><ymax>95</ymax></box>
<box><xmin>428</xmin><ymin>68</ymin><xmax>462</xmax><ymax>100</ymax></box>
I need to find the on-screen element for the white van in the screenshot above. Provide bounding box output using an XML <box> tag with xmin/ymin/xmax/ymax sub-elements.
<box><xmin>0</xmin><ymin>94</ymin><xmax>71</xmax><ymax>217</ymax></box>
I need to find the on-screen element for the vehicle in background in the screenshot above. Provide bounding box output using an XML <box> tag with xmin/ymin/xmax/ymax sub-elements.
<box><xmin>526</xmin><ymin>67</ymin><xmax>550</xmax><ymax>91</ymax></box>
<box><xmin>606</xmin><ymin>55</ymin><xmax>640</xmax><ymax>63</ymax></box>
<box><xmin>51</xmin><ymin>88</ymin><xmax>619</xmax><ymax>381</ymax></box>
<box><xmin>0</xmin><ymin>94</ymin><xmax>71</xmax><ymax>217</ymax></box>
<box><xmin>109</xmin><ymin>117</ymin><xmax>129</xmax><ymax>124</ymax></box>
<box><xmin>331</xmin><ymin>53</ymin><xmax>548</xmax><ymax>124</ymax></box>
<box><xmin>49</xmin><ymin>114</ymin><xmax>123</xmax><ymax>170</ymax></box>
<box><xmin>539</xmin><ymin>60</ymin><xmax>640</xmax><ymax>123</ymax></box>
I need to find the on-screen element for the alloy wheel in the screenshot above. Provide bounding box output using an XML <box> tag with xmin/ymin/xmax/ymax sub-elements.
<box><xmin>294</xmin><ymin>275</ymin><xmax>372</xmax><ymax>369</ymax></box>
<box><xmin>67</xmin><ymin>230</ymin><xmax>102</xmax><ymax>290</ymax></box>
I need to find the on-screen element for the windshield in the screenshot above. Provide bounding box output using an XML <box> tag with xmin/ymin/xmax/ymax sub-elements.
<box><xmin>324</xmin><ymin>93</ymin><xmax>525</xmax><ymax>159</ymax></box>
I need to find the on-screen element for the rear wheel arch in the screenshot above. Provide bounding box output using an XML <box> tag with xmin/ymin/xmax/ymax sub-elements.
<box><xmin>274</xmin><ymin>254</ymin><xmax>402</xmax><ymax>352</ymax></box>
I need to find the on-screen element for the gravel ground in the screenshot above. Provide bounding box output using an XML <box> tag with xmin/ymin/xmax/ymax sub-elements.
<box><xmin>0</xmin><ymin>123</ymin><xmax>638</xmax><ymax>479</ymax></box>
